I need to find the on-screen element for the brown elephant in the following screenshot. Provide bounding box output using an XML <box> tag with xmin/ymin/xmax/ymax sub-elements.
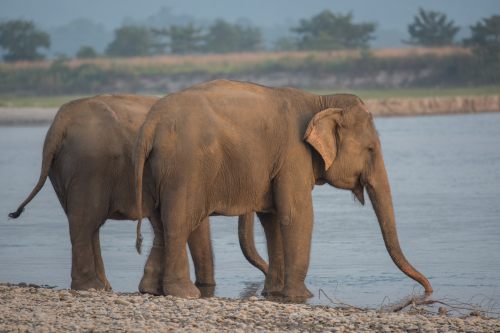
<box><xmin>134</xmin><ymin>79</ymin><xmax>432</xmax><ymax>299</ymax></box>
<box><xmin>9</xmin><ymin>94</ymin><xmax>267</xmax><ymax>294</ymax></box>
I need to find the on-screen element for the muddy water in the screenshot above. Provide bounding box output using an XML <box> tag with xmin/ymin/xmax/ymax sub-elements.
<box><xmin>1</xmin><ymin>113</ymin><xmax>499</xmax><ymax>307</ymax></box>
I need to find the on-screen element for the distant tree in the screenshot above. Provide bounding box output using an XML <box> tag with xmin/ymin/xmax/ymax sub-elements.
<box><xmin>405</xmin><ymin>8</ymin><xmax>459</xmax><ymax>46</ymax></box>
<box><xmin>463</xmin><ymin>15</ymin><xmax>500</xmax><ymax>63</ymax></box>
<box><xmin>152</xmin><ymin>23</ymin><xmax>204</xmax><ymax>54</ymax></box>
<box><xmin>106</xmin><ymin>25</ymin><xmax>156</xmax><ymax>57</ymax></box>
<box><xmin>76</xmin><ymin>45</ymin><xmax>98</xmax><ymax>59</ymax></box>
<box><xmin>292</xmin><ymin>10</ymin><xmax>376</xmax><ymax>50</ymax></box>
<box><xmin>274</xmin><ymin>37</ymin><xmax>298</xmax><ymax>51</ymax></box>
<box><xmin>0</xmin><ymin>19</ymin><xmax>50</xmax><ymax>62</ymax></box>
<box><xmin>204</xmin><ymin>19</ymin><xmax>262</xmax><ymax>53</ymax></box>
<box><xmin>237</xmin><ymin>25</ymin><xmax>262</xmax><ymax>52</ymax></box>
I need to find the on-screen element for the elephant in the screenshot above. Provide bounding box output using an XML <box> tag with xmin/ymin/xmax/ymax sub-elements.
<box><xmin>133</xmin><ymin>79</ymin><xmax>433</xmax><ymax>299</ymax></box>
<box><xmin>9</xmin><ymin>94</ymin><xmax>267</xmax><ymax>294</ymax></box>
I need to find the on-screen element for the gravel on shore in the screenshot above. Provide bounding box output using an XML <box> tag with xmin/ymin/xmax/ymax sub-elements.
<box><xmin>0</xmin><ymin>95</ymin><xmax>499</xmax><ymax>126</ymax></box>
<box><xmin>1</xmin><ymin>284</ymin><xmax>499</xmax><ymax>332</ymax></box>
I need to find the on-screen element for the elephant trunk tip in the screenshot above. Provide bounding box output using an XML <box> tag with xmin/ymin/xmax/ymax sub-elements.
<box><xmin>405</xmin><ymin>264</ymin><xmax>433</xmax><ymax>294</ymax></box>
<box><xmin>422</xmin><ymin>280</ymin><xmax>433</xmax><ymax>294</ymax></box>
<box><xmin>8</xmin><ymin>207</ymin><xmax>24</xmax><ymax>219</ymax></box>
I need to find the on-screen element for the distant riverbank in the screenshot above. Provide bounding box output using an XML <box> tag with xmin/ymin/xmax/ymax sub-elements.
<box><xmin>0</xmin><ymin>94</ymin><xmax>498</xmax><ymax>126</ymax></box>
<box><xmin>1</xmin><ymin>284</ymin><xmax>499</xmax><ymax>332</ymax></box>
<box><xmin>1</xmin><ymin>48</ymin><xmax>498</xmax><ymax>95</ymax></box>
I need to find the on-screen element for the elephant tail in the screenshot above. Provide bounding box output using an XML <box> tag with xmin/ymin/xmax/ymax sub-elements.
<box><xmin>8</xmin><ymin>107</ymin><xmax>67</xmax><ymax>219</ymax></box>
<box><xmin>238</xmin><ymin>213</ymin><xmax>269</xmax><ymax>276</ymax></box>
<box><xmin>133</xmin><ymin>118</ymin><xmax>157</xmax><ymax>254</ymax></box>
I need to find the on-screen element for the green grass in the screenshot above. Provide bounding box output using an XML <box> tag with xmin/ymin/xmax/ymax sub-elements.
<box><xmin>312</xmin><ymin>85</ymin><xmax>500</xmax><ymax>99</ymax></box>
<box><xmin>0</xmin><ymin>85</ymin><xmax>498</xmax><ymax>108</ymax></box>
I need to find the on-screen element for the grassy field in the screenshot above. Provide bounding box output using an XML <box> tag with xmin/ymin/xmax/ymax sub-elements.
<box><xmin>0</xmin><ymin>85</ymin><xmax>498</xmax><ymax>108</ymax></box>
<box><xmin>0</xmin><ymin>47</ymin><xmax>468</xmax><ymax>71</ymax></box>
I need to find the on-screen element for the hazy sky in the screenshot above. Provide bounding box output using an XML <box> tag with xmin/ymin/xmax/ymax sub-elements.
<box><xmin>1</xmin><ymin>0</ymin><xmax>498</xmax><ymax>56</ymax></box>
<box><xmin>1</xmin><ymin>0</ymin><xmax>498</xmax><ymax>30</ymax></box>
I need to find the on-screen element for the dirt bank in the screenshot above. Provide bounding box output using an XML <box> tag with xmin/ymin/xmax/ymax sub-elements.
<box><xmin>1</xmin><ymin>284</ymin><xmax>499</xmax><ymax>332</ymax></box>
<box><xmin>0</xmin><ymin>107</ymin><xmax>57</xmax><ymax>125</ymax></box>
<box><xmin>366</xmin><ymin>94</ymin><xmax>500</xmax><ymax>117</ymax></box>
<box><xmin>0</xmin><ymin>95</ymin><xmax>498</xmax><ymax>126</ymax></box>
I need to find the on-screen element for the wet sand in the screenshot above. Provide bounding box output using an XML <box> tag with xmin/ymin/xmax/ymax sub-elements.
<box><xmin>0</xmin><ymin>95</ymin><xmax>499</xmax><ymax>125</ymax></box>
<box><xmin>1</xmin><ymin>284</ymin><xmax>499</xmax><ymax>332</ymax></box>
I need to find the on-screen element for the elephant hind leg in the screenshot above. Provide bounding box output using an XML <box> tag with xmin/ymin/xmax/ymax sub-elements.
<box><xmin>68</xmin><ymin>212</ymin><xmax>105</xmax><ymax>290</ymax></box>
<box><xmin>160</xmin><ymin>192</ymin><xmax>200</xmax><ymax>298</ymax></box>
<box><xmin>92</xmin><ymin>229</ymin><xmax>112</xmax><ymax>291</ymax></box>
<box><xmin>139</xmin><ymin>214</ymin><xmax>216</xmax><ymax>297</ymax></box>
<box><xmin>258</xmin><ymin>213</ymin><xmax>285</xmax><ymax>296</ymax></box>
<box><xmin>189</xmin><ymin>217</ymin><xmax>216</xmax><ymax>298</ymax></box>
<box><xmin>189</xmin><ymin>217</ymin><xmax>215</xmax><ymax>287</ymax></box>
<box><xmin>66</xmin><ymin>181</ymin><xmax>110</xmax><ymax>291</ymax></box>
<box><xmin>139</xmin><ymin>213</ymin><xmax>164</xmax><ymax>295</ymax></box>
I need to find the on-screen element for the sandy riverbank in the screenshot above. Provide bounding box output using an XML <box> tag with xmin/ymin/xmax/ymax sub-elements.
<box><xmin>0</xmin><ymin>284</ymin><xmax>499</xmax><ymax>332</ymax></box>
<box><xmin>365</xmin><ymin>94</ymin><xmax>500</xmax><ymax>117</ymax></box>
<box><xmin>0</xmin><ymin>107</ymin><xmax>57</xmax><ymax>126</ymax></box>
<box><xmin>0</xmin><ymin>95</ymin><xmax>499</xmax><ymax>126</ymax></box>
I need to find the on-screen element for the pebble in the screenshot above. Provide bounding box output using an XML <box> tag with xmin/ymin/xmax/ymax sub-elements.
<box><xmin>0</xmin><ymin>283</ymin><xmax>499</xmax><ymax>332</ymax></box>
<box><xmin>114</xmin><ymin>299</ymin><xmax>130</xmax><ymax>305</ymax></box>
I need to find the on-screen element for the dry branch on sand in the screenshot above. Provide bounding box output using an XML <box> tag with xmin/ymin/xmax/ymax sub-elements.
<box><xmin>317</xmin><ymin>287</ymin><xmax>500</xmax><ymax>319</ymax></box>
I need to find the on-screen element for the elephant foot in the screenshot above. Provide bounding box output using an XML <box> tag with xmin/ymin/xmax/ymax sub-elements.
<box><xmin>99</xmin><ymin>277</ymin><xmax>112</xmax><ymax>292</ymax></box>
<box><xmin>139</xmin><ymin>277</ymin><xmax>163</xmax><ymax>296</ymax></box>
<box><xmin>195</xmin><ymin>283</ymin><xmax>216</xmax><ymax>298</ymax></box>
<box><xmin>71</xmin><ymin>277</ymin><xmax>105</xmax><ymax>291</ymax></box>
<box><xmin>261</xmin><ymin>288</ymin><xmax>283</xmax><ymax>297</ymax></box>
<box><xmin>163</xmin><ymin>280</ymin><xmax>201</xmax><ymax>299</ymax></box>
<box><xmin>103</xmin><ymin>280</ymin><xmax>112</xmax><ymax>292</ymax></box>
<box><xmin>281</xmin><ymin>283</ymin><xmax>313</xmax><ymax>300</ymax></box>
<box><xmin>262</xmin><ymin>279</ymin><xmax>284</xmax><ymax>296</ymax></box>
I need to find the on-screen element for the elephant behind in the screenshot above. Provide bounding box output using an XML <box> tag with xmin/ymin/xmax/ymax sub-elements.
<box><xmin>9</xmin><ymin>94</ymin><xmax>267</xmax><ymax>294</ymax></box>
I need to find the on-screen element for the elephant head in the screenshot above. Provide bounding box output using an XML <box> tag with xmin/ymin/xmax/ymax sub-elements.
<box><xmin>304</xmin><ymin>94</ymin><xmax>432</xmax><ymax>294</ymax></box>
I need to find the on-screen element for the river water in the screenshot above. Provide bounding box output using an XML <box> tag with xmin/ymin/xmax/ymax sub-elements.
<box><xmin>1</xmin><ymin>113</ymin><xmax>499</xmax><ymax>308</ymax></box>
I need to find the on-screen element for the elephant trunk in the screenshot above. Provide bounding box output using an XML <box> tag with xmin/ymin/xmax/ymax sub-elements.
<box><xmin>365</xmin><ymin>155</ymin><xmax>433</xmax><ymax>294</ymax></box>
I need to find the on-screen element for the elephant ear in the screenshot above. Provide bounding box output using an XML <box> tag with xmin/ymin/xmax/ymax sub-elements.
<box><xmin>303</xmin><ymin>108</ymin><xmax>343</xmax><ymax>170</ymax></box>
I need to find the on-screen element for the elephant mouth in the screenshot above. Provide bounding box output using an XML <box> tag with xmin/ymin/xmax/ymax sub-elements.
<box><xmin>352</xmin><ymin>178</ymin><xmax>365</xmax><ymax>205</ymax></box>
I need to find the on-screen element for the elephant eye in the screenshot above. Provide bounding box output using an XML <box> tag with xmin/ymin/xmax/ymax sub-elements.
<box><xmin>367</xmin><ymin>145</ymin><xmax>375</xmax><ymax>153</ymax></box>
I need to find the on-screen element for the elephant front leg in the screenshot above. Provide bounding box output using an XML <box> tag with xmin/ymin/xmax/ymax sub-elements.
<box><xmin>280</xmin><ymin>216</ymin><xmax>314</xmax><ymax>299</ymax></box>
<box><xmin>274</xmin><ymin>179</ymin><xmax>314</xmax><ymax>300</ymax></box>
<box><xmin>188</xmin><ymin>217</ymin><xmax>216</xmax><ymax>297</ymax></box>
<box><xmin>161</xmin><ymin>198</ymin><xmax>201</xmax><ymax>298</ymax></box>
<box><xmin>258</xmin><ymin>213</ymin><xmax>284</xmax><ymax>296</ymax></box>
<box><xmin>139</xmin><ymin>214</ymin><xmax>164</xmax><ymax>295</ymax></box>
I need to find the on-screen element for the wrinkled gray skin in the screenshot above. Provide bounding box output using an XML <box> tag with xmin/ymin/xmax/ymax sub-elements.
<box><xmin>134</xmin><ymin>80</ymin><xmax>433</xmax><ymax>299</ymax></box>
<box><xmin>9</xmin><ymin>94</ymin><xmax>267</xmax><ymax>295</ymax></box>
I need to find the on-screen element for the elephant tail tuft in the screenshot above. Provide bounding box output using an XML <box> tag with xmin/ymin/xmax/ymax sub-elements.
<box><xmin>8</xmin><ymin>207</ymin><xmax>24</xmax><ymax>219</ymax></box>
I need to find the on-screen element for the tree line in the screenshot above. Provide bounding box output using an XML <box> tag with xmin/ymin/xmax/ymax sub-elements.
<box><xmin>0</xmin><ymin>9</ymin><xmax>498</xmax><ymax>62</ymax></box>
